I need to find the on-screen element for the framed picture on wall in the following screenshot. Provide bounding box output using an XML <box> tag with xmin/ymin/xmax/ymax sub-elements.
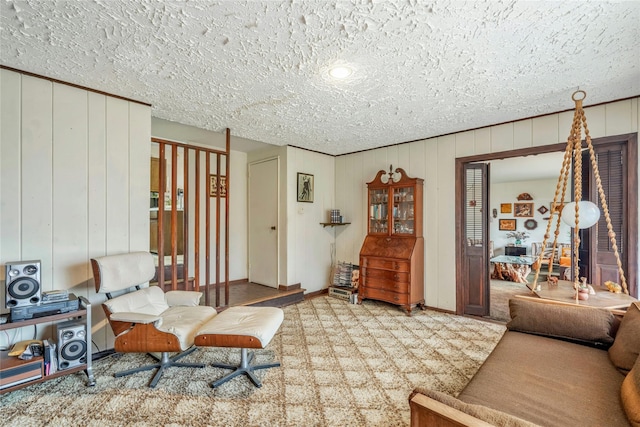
<box><xmin>499</xmin><ymin>219</ymin><xmax>517</xmax><ymax>231</ymax></box>
<box><xmin>297</xmin><ymin>172</ymin><xmax>314</xmax><ymax>203</ymax></box>
<box><xmin>500</xmin><ymin>203</ymin><xmax>512</xmax><ymax>213</ymax></box>
<box><xmin>514</xmin><ymin>202</ymin><xmax>533</xmax><ymax>217</ymax></box>
<box><xmin>209</xmin><ymin>175</ymin><xmax>227</xmax><ymax>198</ymax></box>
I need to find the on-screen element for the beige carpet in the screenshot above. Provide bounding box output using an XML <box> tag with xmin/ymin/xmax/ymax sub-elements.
<box><xmin>1</xmin><ymin>296</ymin><xmax>505</xmax><ymax>427</ymax></box>
<box><xmin>488</xmin><ymin>279</ymin><xmax>533</xmax><ymax>322</ymax></box>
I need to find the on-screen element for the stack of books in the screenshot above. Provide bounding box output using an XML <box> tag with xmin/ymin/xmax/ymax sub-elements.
<box><xmin>330</xmin><ymin>209</ymin><xmax>341</xmax><ymax>223</ymax></box>
<box><xmin>42</xmin><ymin>339</ymin><xmax>57</xmax><ymax>375</ymax></box>
<box><xmin>332</xmin><ymin>262</ymin><xmax>359</xmax><ymax>288</ymax></box>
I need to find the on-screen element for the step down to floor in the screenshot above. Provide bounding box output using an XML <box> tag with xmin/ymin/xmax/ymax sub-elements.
<box><xmin>245</xmin><ymin>288</ymin><xmax>305</xmax><ymax>308</ymax></box>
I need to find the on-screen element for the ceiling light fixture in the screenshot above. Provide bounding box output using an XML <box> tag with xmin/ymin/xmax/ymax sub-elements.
<box><xmin>328</xmin><ymin>65</ymin><xmax>353</xmax><ymax>79</ymax></box>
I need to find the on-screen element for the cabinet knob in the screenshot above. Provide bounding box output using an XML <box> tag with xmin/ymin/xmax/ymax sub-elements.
<box><xmin>394</xmin><ymin>274</ymin><xmax>400</xmax><ymax>280</ymax></box>
<box><xmin>394</xmin><ymin>263</ymin><xmax>400</xmax><ymax>270</ymax></box>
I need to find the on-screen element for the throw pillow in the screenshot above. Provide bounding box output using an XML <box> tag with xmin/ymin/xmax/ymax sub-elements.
<box><xmin>621</xmin><ymin>355</ymin><xmax>640</xmax><ymax>426</ymax></box>
<box><xmin>507</xmin><ymin>298</ymin><xmax>616</xmax><ymax>347</ymax></box>
<box><xmin>609</xmin><ymin>302</ymin><xmax>640</xmax><ymax>373</ymax></box>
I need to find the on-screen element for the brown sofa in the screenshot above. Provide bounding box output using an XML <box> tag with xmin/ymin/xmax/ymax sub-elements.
<box><xmin>410</xmin><ymin>298</ymin><xmax>640</xmax><ymax>427</ymax></box>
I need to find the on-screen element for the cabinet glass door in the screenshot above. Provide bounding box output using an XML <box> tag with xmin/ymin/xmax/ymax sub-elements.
<box><xmin>392</xmin><ymin>186</ymin><xmax>415</xmax><ymax>235</ymax></box>
<box><xmin>369</xmin><ymin>188</ymin><xmax>388</xmax><ymax>234</ymax></box>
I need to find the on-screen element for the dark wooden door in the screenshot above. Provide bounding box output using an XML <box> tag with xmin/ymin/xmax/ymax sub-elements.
<box><xmin>461</xmin><ymin>163</ymin><xmax>490</xmax><ymax>316</ymax></box>
<box><xmin>583</xmin><ymin>139</ymin><xmax>636</xmax><ymax>296</ymax></box>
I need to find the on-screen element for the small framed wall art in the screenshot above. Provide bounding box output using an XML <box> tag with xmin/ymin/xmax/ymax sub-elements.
<box><xmin>209</xmin><ymin>175</ymin><xmax>227</xmax><ymax>198</ymax></box>
<box><xmin>297</xmin><ymin>172</ymin><xmax>314</xmax><ymax>203</ymax></box>
<box><xmin>514</xmin><ymin>202</ymin><xmax>533</xmax><ymax>217</ymax></box>
<box><xmin>499</xmin><ymin>219</ymin><xmax>517</xmax><ymax>231</ymax></box>
<box><xmin>500</xmin><ymin>203</ymin><xmax>512</xmax><ymax>214</ymax></box>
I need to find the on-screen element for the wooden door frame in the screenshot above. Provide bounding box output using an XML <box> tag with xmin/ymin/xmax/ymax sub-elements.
<box><xmin>455</xmin><ymin>133</ymin><xmax>638</xmax><ymax>315</ymax></box>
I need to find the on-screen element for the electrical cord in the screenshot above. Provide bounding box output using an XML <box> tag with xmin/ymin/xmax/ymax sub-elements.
<box><xmin>0</xmin><ymin>328</ymin><xmax>20</xmax><ymax>351</ymax></box>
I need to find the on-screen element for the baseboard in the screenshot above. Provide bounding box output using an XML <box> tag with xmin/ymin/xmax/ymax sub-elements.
<box><xmin>279</xmin><ymin>283</ymin><xmax>301</xmax><ymax>291</ymax></box>
<box><xmin>304</xmin><ymin>288</ymin><xmax>328</xmax><ymax>300</ymax></box>
<box><xmin>423</xmin><ymin>305</ymin><xmax>455</xmax><ymax>315</ymax></box>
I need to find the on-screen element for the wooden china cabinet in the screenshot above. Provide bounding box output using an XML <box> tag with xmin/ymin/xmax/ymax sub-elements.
<box><xmin>359</xmin><ymin>166</ymin><xmax>424</xmax><ymax>314</ymax></box>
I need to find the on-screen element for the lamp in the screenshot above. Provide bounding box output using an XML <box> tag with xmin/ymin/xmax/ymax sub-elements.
<box><xmin>560</xmin><ymin>201</ymin><xmax>600</xmax><ymax>229</ymax></box>
<box><xmin>531</xmin><ymin>91</ymin><xmax>628</xmax><ymax>300</ymax></box>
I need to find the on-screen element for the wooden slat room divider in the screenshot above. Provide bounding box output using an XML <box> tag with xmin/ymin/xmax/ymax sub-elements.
<box><xmin>150</xmin><ymin>129</ymin><xmax>231</xmax><ymax>308</ymax></box>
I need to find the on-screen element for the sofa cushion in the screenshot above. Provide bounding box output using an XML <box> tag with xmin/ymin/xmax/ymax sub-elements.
<box><xmin>507</xmin><ymin>298</ymin><xmax>615</xmax><ymax>347</ymax></box>
<box><xmin>458</xmin><ymin>331</ymin><xmax>628</xmax><ymax>426</ymax></box>
<box><xmin>609</xmin><ymin>302</ymin><xmax>640</xmax><ymax>373</ymax></box>
<box><xmin>621</xmin><ymin>355</ymin><xmax>640</xmax><ymax>426</ymax></box>
<box><xmin>412</xmin><ymin>388</ymin><xmax>538</xmax><ymax>427</ymax></box>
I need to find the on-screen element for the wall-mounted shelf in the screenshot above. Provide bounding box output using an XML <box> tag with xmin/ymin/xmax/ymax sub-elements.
<box><xmin>320</xmin><ymin>222</ymin><xmax>351</xmax><ymax>228</ymax></box>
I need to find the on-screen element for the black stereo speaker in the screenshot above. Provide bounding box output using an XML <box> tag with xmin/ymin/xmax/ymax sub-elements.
<box><xmin>5</xmin><ymin>260</ymin><xmax>42</xmax><ymax>308</ymax></box>
<box><xmin>56</xmin><ymin>320</ymin><xmax>87</xmax><ymax>370</ymax></box>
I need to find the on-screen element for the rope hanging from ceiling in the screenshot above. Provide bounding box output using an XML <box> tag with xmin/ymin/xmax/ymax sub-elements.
<box><xmin>531</xmin><ymin>90</ymin><xmax>628</xmax><ymax>300</ymax></box>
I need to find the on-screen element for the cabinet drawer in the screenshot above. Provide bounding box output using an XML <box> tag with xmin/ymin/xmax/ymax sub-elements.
<box><xmin>364</xmin><ymin>276</ymin><xmax>409</xmax><ymax>292</ymax></box>
<box><xmin>362</xmin><ymin>288</ymin><xmax>409</xmax><ymax>305</ymax></box>
<box><xmin>363</xmin><ymin>268</ymin><xmax>409</xmax><ymax>283</ymax></box>
<box><xmin>362</xmin><ymin>258</ymin><xmax>409</xmax><ymax>272</ymax></box>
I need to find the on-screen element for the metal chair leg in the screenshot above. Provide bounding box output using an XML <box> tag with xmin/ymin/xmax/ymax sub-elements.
<box><xmin>211</xmin><ymin>348</ymin><xmax>280</xmax><ymax>388</ymax></box>
<box><xmin>114</xmin><ymin>346</ymin><xmax>205</xmax><ymax>388</ymax></box>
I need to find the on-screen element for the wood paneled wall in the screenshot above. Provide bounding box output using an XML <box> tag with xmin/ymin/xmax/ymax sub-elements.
<box><xmin>335</xmin><ymin>97</ymin><xmax>640</xmax><ymax>310</ymax></box>
<box><xmin>0</xmin><ymin>69</ymin><xmax>151</xmax><ymax>351</ymax></box>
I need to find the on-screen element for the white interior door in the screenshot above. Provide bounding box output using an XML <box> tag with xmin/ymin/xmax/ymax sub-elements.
<box><xmin>248</xmin><ymin>158</ymin><xmax>279</xmax><ymax>288</ymax></box>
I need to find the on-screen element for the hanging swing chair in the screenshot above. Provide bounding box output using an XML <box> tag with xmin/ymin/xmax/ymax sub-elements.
<box><xmin>530</xmin><ymin>90</ymin><xmax>629</xmax><ymax>303</ymax></box>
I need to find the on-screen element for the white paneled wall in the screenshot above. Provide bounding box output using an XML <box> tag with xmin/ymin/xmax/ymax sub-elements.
<box><xmin>286</xmin><ymin>146</ymin><xmax>335</xmax><ymax>293</ymax></box>
<box><xmin>0</xmin><ymin>69</ymin><xmax>151</xmax><ymax>351</ymax></box>
<box><xmin>335</xmin><ymin>97</ymin><xmax>640</xmax><ymax>311</ymax></box>
<box><xmin>248</xmin><ymin>145</ymin><xmax>335</xmax><ymax>293</ymax></box>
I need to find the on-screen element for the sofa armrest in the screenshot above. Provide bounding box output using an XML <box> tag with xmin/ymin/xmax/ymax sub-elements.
<box><xmin>165</xmin><ymin>290</ymin><xmax>203</xmax><ymax>307</ymax></box>
<box><xmin>110</xmin><ymin>311</ymin><xmax>162</xmax><ymax>325</ymax></box>
<box><xmin>410</xmin><ymin>391</ymin><xmax>493</xmax><ymax>427</ymax></box>
<box><xmin>410</xmin><ymin>389</ymin><xmax>538</xmax><ymax>427</ymax></box>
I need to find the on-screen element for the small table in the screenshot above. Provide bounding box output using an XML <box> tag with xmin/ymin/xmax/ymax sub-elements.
<box><xmin>532</xmin><ymin>279</ymin><xmax>637</xmax><ymax>310</ymax></box>
<box><xmin>490</xmin><ymin>255</ymin><xmax>533</xmax><ymax>283</ymax></box>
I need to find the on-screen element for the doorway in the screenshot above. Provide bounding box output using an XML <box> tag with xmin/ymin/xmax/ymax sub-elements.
<box><xmin>484</xmin><ymin>152</ymin><xmax>566</xmax><ymax>321</ymax></box>
<box><xmin>248</xmin><ymin>158</ymin><xmax>279</xmax><ymax>288</ymax></box>
<box><xmin>456</xmin><ymin>133</ymin><xmax>638</xmax><ymax>318</ymax></box>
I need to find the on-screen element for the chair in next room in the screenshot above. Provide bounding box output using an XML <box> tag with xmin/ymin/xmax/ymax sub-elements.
<box><xmin>91</xmin><ymin>251</ymin><xmax>217</xmax><ymax>387</ymax></box>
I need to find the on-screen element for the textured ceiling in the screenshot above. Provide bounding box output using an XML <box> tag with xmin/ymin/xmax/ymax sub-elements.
<box><xmin>1</xmin><ymin>1</ymin><xmax>639</xmax><ymax>155</ymax></box>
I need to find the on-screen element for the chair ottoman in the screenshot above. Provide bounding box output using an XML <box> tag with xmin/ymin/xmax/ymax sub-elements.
<box><xmin>195</xmin><ymin>306</ymin><xmax>284</xmax><ymax>388</ymax></box>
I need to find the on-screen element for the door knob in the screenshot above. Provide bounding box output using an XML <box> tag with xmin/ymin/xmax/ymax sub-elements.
<box><xmin>271</xmin><ymin>226</ymin><xmax>276</xmax><ymax>230</ymax></box>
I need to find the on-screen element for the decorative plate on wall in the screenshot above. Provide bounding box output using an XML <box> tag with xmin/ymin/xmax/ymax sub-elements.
<box><xmin>537</xmin><ymin>205</ymin><xmax>549</xmax><ymax>215</ymax></box>
<box><xmin>524</xmin><ymin>219</ymin><xmax>538</xmax><ymax>230</ymax></box>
